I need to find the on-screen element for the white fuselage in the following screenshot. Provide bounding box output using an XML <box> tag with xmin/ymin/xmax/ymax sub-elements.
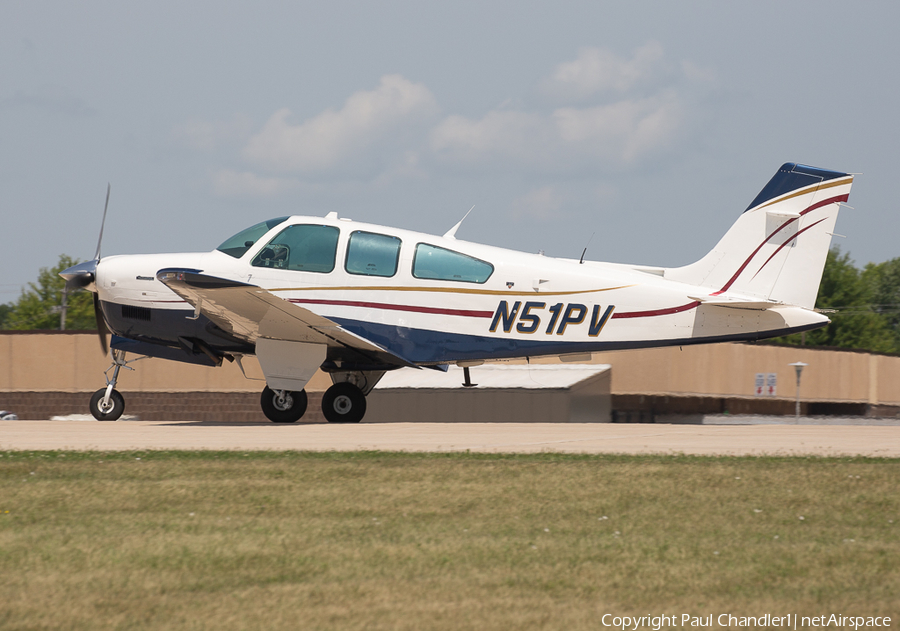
<box><xmin>95</xmin><ymin>214</ymin><xmax>827</xmax><ymax>365</ymax></box>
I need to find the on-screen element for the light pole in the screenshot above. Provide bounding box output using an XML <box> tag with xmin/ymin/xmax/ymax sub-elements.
<box><xmin>60</xmin><ymin>286</ymin><xmax>68</xmax><ymax>331</ymax></box>
<box><xmin>789</xmin><ymin>362</ymin><xmax>807</xmax><ymax>423</ymax></box>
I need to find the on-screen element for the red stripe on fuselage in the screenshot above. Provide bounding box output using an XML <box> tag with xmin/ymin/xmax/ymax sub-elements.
<box><xmin>611</xmin><ymin>301</ymin><xmax>701</xmax><ymax>319</ymax></box>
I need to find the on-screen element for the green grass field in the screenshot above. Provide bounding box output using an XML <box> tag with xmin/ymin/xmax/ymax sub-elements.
<box><xmin>1</xmin><ymin>451</ymin><xmax>897</xmax><ymax>630</ymax></box>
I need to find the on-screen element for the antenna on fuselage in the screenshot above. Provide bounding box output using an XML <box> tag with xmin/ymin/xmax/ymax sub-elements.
<box><xmin>579</xmin><ymin>231</ymin><xmax>595</xmax><ymax>264</ymax></box>
<box><xmin>443</xmin><ymin>205</ymin><xmax>475</xmax><ymax>240</ymax></box>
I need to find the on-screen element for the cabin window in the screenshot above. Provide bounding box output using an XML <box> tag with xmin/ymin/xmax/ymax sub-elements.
<box><xmin>345</xmin><ymin>231</ymin><xmax>402</xmax><ymax>278</ymax></box>
<box><xmin>412</xmin><ymin>244</ymin><xmax>494</xmax><ymax>284</ymax></box>
<box><xmin>216</xmin><ymin>217</ymin><xmax>289</xmax><ymax>259</ymax></box>
<box><xmin>252</xmin><ymin>224</ymin><xmax>340</xmax><ymax>273</ymax></box>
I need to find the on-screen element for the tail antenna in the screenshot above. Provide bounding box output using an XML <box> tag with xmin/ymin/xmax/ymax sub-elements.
<box><xmin>579</xmin><ymin>231</ymin><xmax>596</xmax><ymax>265</ymax></box>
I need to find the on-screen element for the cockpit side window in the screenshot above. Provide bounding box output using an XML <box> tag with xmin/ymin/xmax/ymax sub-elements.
<box><xmin>251</xmin><ymin>224</ymin><xmax>340</xmax><ymax>273</ymax></box>
<box><xmin>345</xmin><ymin>231</ymin><xmax>402</xmax><ymax>277</ymax></box>
<box><xmin>216</xmin><ymin>217</ymin><xmax>289</xmax><ymax>259</ymax></box>
<box><xmin>412</xmin><ymin>244</ymin><xmax>494</xmax><ymax>283</ymax></box>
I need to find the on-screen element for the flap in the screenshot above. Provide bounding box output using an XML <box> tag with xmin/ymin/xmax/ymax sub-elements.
<box><xmin>157</xmin><ymin>269</ymin><xmax>416</xmax><ymax>368</ymax></box>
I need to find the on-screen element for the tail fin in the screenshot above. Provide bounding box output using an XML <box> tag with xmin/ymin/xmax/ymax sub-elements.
<box><xmin>665</xmin><ymin>163</ymin><xmax>853</xmax><ymax>309</ymax></box>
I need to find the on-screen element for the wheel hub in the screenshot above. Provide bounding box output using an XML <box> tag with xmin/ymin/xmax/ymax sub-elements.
<box><xmin>273</xmin><ymin>392</ymin><xmax>294</xmax><ymax>411</ymax></box>
<box><xmin>333</xmin><ymin>395</ymin><xmax>353</xmax><ymax>415</ymax></box>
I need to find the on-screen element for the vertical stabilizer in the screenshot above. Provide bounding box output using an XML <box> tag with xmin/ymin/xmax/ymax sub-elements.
<box><xmin>665</xmin><ymin>163</ymin><xmax>853</xmax><ymax>309</ymax></box>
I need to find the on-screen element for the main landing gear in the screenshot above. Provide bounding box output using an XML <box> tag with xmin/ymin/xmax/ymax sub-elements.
<box><xmin>321</xmin><ymin>382</ymin><xmax>366</xmax><ymax>424</ymax></box>
<box><xmin>258</xmin><ymin>371</ymin><xmax>382</xmax><ymax>424</ymax></box>
<box><xmin>260</xmin><ymin>386</ymin><xmax>308</xmax><ymax>423</ymax></box>
<box><xmin>258</xmin><ymin>382</ymin><xmax>368</xmax><ymax>424</ymax></box>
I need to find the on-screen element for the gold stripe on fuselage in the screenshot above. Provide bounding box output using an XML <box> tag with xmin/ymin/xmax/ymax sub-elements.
<box><xmin>269</xmin><ymin>284</ymin><xmax>635</xmax><ymax>297</ymax></box>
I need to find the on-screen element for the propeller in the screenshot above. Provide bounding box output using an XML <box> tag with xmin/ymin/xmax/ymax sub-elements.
<box><xmin>93</xmin><ymin>293</ymin><xmax>110</xmax><ymax>355</ymax></box>
<box><xmin>59</xmin><ymin>184</ymin><xmax>111</xmax><ymax>354</ymax></box>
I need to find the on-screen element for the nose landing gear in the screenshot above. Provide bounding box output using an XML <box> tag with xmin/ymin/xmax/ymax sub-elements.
<box><xmin>89</xmin><ymin>349</ymin><xmax>138</xmax><ymax>421</ymax></box>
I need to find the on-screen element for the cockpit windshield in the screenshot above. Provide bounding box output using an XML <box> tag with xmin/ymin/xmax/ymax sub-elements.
<box><xmin>216</xmin><ymin>217</ymin><xmax>289</xmax><ymax>258</ymax></box>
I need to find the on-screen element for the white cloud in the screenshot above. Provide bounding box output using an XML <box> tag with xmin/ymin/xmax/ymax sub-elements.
<box><xmin>243</xmin><ymin>74</ymin><xmax>438</xmax><ymax>173</ymax></box>
<box><xmin>172</xmin><ymin>115</ymin><xmax>254</xmax><ymax>152</ymax></box>
<box><xmin>193</xmin><ymin>47</ymin><xmax>704</xmax><ymax>197</ymax></box>
<box><xmin>429</xmin><ymin>42</ymin><xmax>703</xmax><ymax>172</ymax></box>
<box><xmin>431</xmin><ymin>110</ymin><xmax>551</xmax><ymax>163</ymax></box>
<box><xmin>211</xmin><ymin>169</ymin><xmax>297</xmax><ymax>197</ymax></box>
<box><xmin>553</xmin><ymin>90</ymin><xmax>684</xmax><ymax>163</ymax></box>
<box><xmin>431</xmin><ymin>91</ymin><xmax>685</xmax><ymax>169</ymax></box>
<box><xmin>509</xmin><ymin>186</ymin><xmax>564</xmax><ymax>221</ymax></box>
<box><xmin>542</xmin><ymin>42</ymin><xmax>665</xmax><ymax>99</ymax></box>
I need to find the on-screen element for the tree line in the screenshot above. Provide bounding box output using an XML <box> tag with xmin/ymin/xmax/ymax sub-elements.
<box><xmin>0</xmin><ymin>255</ymin><xmax>96</xmax><ymax>331</ymax></box>
<box><xmin>771</xmin><ymin>247</ymin><xmax>900</xmax><ymax>353</ymax></box>
<box><xmin>2</xmin><ymin>250</ymin><xmax>900</xmax><ymax>354</ymax></box>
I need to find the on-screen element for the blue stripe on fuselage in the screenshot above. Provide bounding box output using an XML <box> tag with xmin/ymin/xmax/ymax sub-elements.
<box><xmin>330</xmin><ymin>317</ymin><xmax>825</xmax><ymax>364</ymax></box>
<box><xmin>102</xmin><ymin>303</ymin><xmax>828</xmax><ymax>368</ymax></box>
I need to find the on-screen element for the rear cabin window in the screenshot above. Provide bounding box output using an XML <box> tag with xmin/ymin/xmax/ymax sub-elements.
<box><xmin>345</xmin><ymin>231</ymin><xmax>402</xmax><ymax>277</ymax></box>
<box><xmin>251</xmin><ymin>224</ymin><xmax>339</xmax><ymax>273</ymax></box>
<box><xmin>412</xmin><ymin>244</ymin><xmax>494</xmax><ymax>284</ymax></box>
<box><xmin>216</xmin><ymin>217</ymin><xmax>289</xmax><ymax>259</ymax></box>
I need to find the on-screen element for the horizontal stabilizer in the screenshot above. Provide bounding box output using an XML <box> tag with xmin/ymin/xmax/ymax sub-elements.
<box><xmin>688</xmin><ymin>294</ymin><xmax>781</xmax><ymax>311</ymax></box>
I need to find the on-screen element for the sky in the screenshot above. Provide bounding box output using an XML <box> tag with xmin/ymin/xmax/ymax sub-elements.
<box><xmin>2</xmin><ymin>1</ymin><xmax>899</xmax><ymax>303</ymax></box>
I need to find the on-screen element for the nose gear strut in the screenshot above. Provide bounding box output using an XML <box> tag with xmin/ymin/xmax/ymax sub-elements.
<box><xmin>89</xmin><ymin>349</ymin><xmax>147</xmax><ymax>421</ymax></box>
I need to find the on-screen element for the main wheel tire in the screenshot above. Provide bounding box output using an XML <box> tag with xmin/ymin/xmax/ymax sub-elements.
<box><xmin>322</xmin><ymin>383</ymin><xmax>367</xmax><ymax>423</ymax></box>
<box><xmin>89</xmin><ymin>388</ymin><xmax>125</xmax><ymax>421</ymax></box>
<box><xmin>260</xmin><ymin>387</ymin><xmax>308</xmax><ymax>423</ymax></box>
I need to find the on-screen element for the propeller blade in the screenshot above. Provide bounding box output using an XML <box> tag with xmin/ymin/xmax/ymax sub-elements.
<box><xmin>58</xmin><ymin>184</ymin><xmax>113</xmax><ymax>355</ymax></box>
<box><xmin>94</xmin><ymin>183</ymin><xmax>111</xmax><ymax>262</ymax></box>
<box><xmin>93</xmin><ymin>293</ymin><xmax>109</xmax><ymax>355</ymax></box>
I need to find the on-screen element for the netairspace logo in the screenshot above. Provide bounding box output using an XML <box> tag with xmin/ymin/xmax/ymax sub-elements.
<box><xmin>599</xmin><ymin>614</ymin><xmax>892</xmax><ymax>630</ymax></box>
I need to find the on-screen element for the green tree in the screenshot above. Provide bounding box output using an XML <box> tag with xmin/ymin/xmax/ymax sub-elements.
<box><xmin>773</xmin><ymin>247</ymin><xmax>895</xmax><ymax>352</ymax></box>
<box><xmin>3</xmin><ymin>255</ymin><xmax>96</xmax><ymax>330</ymax></box>
<box><xmin>0</xmin><ymin>303</ymin><xmax>12</xmax><ymax>329</ymax></box>
<box><xmin>862</xmin><ymin>256</ymin><xmax>900</xmax><ymax>350</ymax></box>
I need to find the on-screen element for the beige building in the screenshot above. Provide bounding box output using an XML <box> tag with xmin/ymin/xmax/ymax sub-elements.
<box><xmin>366</xmin><ymin>365</ymin><xmax>611</xmax><ymax>423</ymax></box>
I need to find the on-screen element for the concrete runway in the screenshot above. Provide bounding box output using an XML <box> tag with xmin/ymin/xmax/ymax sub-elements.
<box><xmin>1</xmin><ymin>420</ymin><xmax>899</xmax><ymax>456</ymax></box>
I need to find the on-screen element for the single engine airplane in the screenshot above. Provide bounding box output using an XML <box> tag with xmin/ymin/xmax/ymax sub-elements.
<box><xmin>61</xmin><ymin>163</ymin><xmax>852</xmax><ymax>423</ymax></box>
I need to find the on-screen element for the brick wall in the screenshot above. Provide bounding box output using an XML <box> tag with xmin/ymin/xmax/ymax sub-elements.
<box><xmin>1</xmin><ymin>391</ymin><xmax>326</xmax><ymax>423</ymax></box>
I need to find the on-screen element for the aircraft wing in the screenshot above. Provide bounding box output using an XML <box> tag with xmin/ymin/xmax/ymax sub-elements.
<box><xmin>156</xmin><ymin>269</ymin><xmax>416</xmax><ymax>369</ymax></box>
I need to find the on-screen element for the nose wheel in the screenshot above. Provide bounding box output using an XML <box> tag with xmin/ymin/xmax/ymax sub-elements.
<box><xmin>89</xmin><ymin>388</ymin><xmax>125</xmax><ymax>421</ymax></box>
<box><xmin>88</xmin><ymin>349</ymin><xmax>136</xmax><ymax>421</ymax></box>
<box><xmin>322</xmin><ymin>382</ymin><xmax>367</xmax><ymax>423</ymax></box>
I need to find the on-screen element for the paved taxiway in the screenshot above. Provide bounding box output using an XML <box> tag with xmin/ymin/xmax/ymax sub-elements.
<box><xmin>1</xmin><ymin>420</ymin><xmax>898</xmax><ymax>456</ymax></box>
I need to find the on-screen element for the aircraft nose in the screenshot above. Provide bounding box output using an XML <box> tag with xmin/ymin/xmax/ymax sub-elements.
<box><xmin>59</xmin><ymin>259</ymin><xmax>98</xmax><ymax>292</ymax></box>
